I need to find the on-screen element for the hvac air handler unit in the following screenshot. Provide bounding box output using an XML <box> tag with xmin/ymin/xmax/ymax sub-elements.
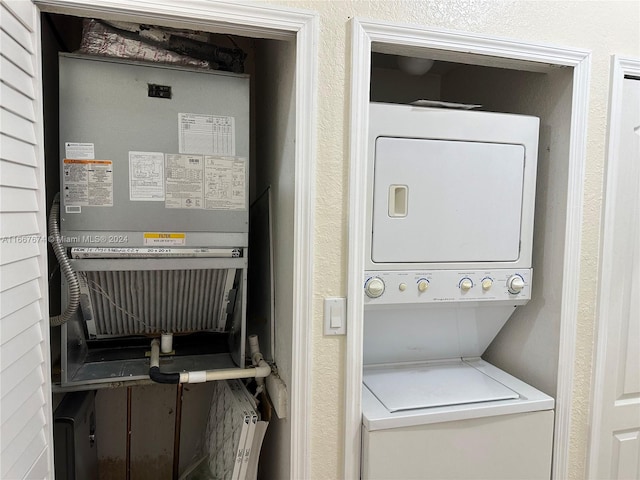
<box><xmin>53</xmin><ymin>53</ymin><xmax>254</xmax><ymax>387</ymax></box>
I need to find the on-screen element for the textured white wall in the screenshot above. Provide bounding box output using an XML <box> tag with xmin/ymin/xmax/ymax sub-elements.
<box><xmin>261</xmin><ymin>1</ymin><xmax>639</xmax><ymax>479</ymax></box>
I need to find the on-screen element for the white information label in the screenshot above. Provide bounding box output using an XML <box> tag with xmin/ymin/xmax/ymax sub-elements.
<box><xmin>204</xmin><ymin>156</ymin><xmax>246</xmax><ymax>210</ymax></box>
<box><xmin>165</xmin><ymin>154</ymin><xmax>204</xmax><ymax>209</ymax></box>
<box><xmin>71</xmin><ymin>247</ymin><xmax>239</xmax><ymax>259</ymax></box>
<box><xmin>65</xmin><ymin>142</ymin><xmax>95</xmax><ymax>160</ymax></box>
<box><xmin>62</xmin><ymin>159</ymin><xmax>113</xmax><ymax>207</ymax></box>
<box><xmin>129</xmin><ymin>151</ymin><xmax>165</xmax><ymax>201</ymax></box>
<box><xmin>178</xmin><ymin>113</ymin><xmax>235</xmax><ymax>156</ymax></box>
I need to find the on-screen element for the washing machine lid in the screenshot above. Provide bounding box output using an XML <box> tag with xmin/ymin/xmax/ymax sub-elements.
<box><xmin>363</xmin><ymin>360</ymin><xmax>519</xmax><ymax>412</ymax></box>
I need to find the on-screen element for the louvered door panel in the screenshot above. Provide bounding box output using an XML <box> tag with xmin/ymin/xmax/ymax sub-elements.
<box><xmin>1</xmin><ymin>133</ymin><xmax>37</xmax><ymax>166</ymax></box>
<box><xmin>0</xmin><ymin>1</ymin><xmax>54</xmax><ymax>479</ymax></box>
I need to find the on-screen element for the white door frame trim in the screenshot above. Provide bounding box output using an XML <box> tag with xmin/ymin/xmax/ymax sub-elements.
<box><xmin>587</xmin><ymin>54</ymin><xmax>640</xmax><ymax>479</ymax></box>
<box><xmin>32</xmin><ymin>1</ymin><xmax>318</xmax><ymax>478</ymax></box>
<box><xmin>345</xmin><ymin>17</ymin><xmax>591</xmax><ymax>480</ymax></box>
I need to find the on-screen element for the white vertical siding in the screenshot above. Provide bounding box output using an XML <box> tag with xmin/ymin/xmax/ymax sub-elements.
<box><xmin>0</xmin><ymin>1</ymin><xmax>54</xmax><ymax>479</ymax></box>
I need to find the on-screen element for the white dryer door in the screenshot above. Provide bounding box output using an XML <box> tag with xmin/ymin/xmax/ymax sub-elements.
<box><xmin>372</xmin><ymin>137</ymin><xmax>526</xmax><ymax>263</ymax></box>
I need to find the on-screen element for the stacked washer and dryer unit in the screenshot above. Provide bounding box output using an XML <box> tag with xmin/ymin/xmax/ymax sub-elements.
<box><xmin>361</xmin><ymin>103</ymin><xmax>555</xmax><ymax>479</ymax></box>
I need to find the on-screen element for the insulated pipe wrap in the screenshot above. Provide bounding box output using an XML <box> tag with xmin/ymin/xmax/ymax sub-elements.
<box><xmin>149</xmin><ymin>367</ymin><xmax>180</xmax><ymax>384</ymax></box>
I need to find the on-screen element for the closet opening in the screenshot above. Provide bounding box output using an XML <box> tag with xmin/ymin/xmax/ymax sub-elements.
<box><xmin>41</xmin><ymin>8</ymin><xmax>304</xmax><ymax>479</ymax></box>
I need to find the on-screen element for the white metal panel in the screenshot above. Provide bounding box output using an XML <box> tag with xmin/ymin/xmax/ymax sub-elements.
<box><xmin>372</xmin><ymin>137</ymin><xmax>525</xmax><ymax>263</ymax></box>
<box><xmin>363</xmin><ymin>304</ymin><xmax>519</xmax><ymax>364</ymax></box>
<box><xmin>590</xmin><ymin>69</ymin><xmax>640</xmax><ymax>480</ymax></box>
<box><xmin>362</xmin><ymin>409</ymin><xmax>554</xmax><ymax>480</ymax></box>
<box><xmin>58</xmin><ymin>53</ymin><xmax>250</xmax><ymax>241</ymax></box>
<box><xmin>0</xmin><ymin>1</ymin><xmax>53</xmax><ymax>479</ymax></box>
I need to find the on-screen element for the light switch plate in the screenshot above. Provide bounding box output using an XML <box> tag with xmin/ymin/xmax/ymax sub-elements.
<box><xmin>324</xmin><ymin>297</ymin><xmax>346</xmax><ymax>335</ymax></box>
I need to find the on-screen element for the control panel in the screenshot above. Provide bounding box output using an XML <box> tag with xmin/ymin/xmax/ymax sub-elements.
<box><xmin>363</xmin><ymin>269</ymin><xmax>532</xmax><ymax>306</ymax></box>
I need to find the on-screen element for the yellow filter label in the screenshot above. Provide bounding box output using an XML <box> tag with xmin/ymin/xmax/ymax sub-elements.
<box><xmin>143</xmin><ymin>232</ymin><xmax>186</xmax><ymax>246</ymax></box>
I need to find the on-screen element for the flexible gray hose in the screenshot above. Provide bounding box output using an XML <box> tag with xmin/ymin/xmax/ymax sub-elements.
<box><xmin>49</xmin><ymin>194</ymin><xmax>80</xmax><ymax>326</ymax></box>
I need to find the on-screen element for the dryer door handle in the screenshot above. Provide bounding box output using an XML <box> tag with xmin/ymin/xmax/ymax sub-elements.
<box><xmin>388</xmin><ymin>185</ymin><xmax>408</xmax><ymax>217</ymax></box>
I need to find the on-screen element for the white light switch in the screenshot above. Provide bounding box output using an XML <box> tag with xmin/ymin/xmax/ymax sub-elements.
<box><xmin>324</xmin><ymin>297</ymin><xmax>346</xmax><ymax>335</ymax></box>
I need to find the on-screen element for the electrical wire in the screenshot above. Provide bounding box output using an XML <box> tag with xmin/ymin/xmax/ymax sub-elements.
<box><xmin>80</xmin><ymin>273</ymin><xmax>153</xmax><ymax>330</ymax></box>
<box><xmin>48</xmin><ymin>194</ymin><xmax>80</xmax><ymax>326</ymax></box>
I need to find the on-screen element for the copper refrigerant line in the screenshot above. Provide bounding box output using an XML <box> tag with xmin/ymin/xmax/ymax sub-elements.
<box><xmin>124</xmin><ymin>334</ymin><xmax>269</xmax><ymax>478</ymax></box>
<box><xmin>173</xmin><ymin>383</ymin><xmax>184</xmax><ymax>480</ymax></box>
<box><xmin>126</xmin><ymin>386</ymin><xmax>132</xmax><ymax>480</ymax></box>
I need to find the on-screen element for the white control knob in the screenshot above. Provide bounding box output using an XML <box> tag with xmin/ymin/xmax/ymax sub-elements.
<box><xmin>507</xmin><ymin>275</ymin><xmax>525</xmax><ymax>294</ymax></box>
<box><xmin>399</xmin><ymin>283</ymin><xmax>407</xmax><ymax>292</ymax></box>
<box><xmin>365</xmin><ymin>277</ymin><xmax>385</xmax><ymax>298</ymax></box>
<box><xmin>417</xmin><ymin>280</ymin><xmax>429</xmax><ymax>292</ymax></box>
<box><xmin>481</xmin><ymin>278</ymin><xmax>493</xmax><ymax>291</ymax></box>
<box><xmin>460</xmin><ymin>278</ymin><xmax>473</xmax><ymax>292</ymax></box>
